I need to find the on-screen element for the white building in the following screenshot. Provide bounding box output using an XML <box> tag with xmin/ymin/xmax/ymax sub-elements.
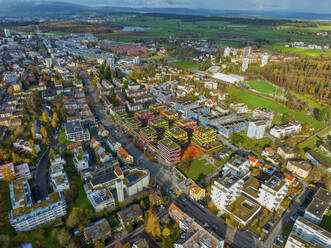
<box><xmin>288</xmin><ymin>216</ymin><xmax>331</xmax><ymax>248</ymax></box>
<box><xmin>223</xmin><ymin>47</ymin><xmax>231</xmax><ymax>57</ymax></box>
<box><xmin>252</xmin><ymin>108</ymin><xmax>274</xmax><ymax>126</ymax></box>
<box><xmin>230</xmin><ymin>103</ymin><xmax>249</xmax><ymax>114</ymax></box>
<box><xmin>304</xmin><ymin>188</ymin><xmax>331</xmax><ymax>225</ymax></box>
<box><xmin>257</xmin><ymin>176</ymin><xmax>289</xmax><ymax>211</ymax></box>
<box><xmin>15</xmin><ymin>163</ymin><xmax>31</xmax><ymax>180</ymax></box>
<box><xmin>212</xmin><ymin>73</ymin><xmax>244</xmax><ymax>84</ymax></box>
<box><xmin>211</xmin><ymin>174</ymin><xmax>245</xmax><ymax>211</ymax></box>
<box><xmin>242</xmin><ymin>57</ymin><xmax>249</xmax><ymax>72</ymax></box>
<box><xmin>50</xmin><ymin>155</ymin><xmax>70</xmax><ymax>192</ymax></box>
<box><xmin>84</xmin><ymin>184</ymin><xmax>115</xmax><ymax>212</ymax></box>
<box><xmin>247</xmin><ymin>120</ymin><xmax>266</xmax><ymax>139</ymax></box>
<box><xmin>73</xmin><ymin>148</ymin><xmax>90</xmax><ymax>171</ymax></box>
<box><xmin>270</xmin><ymin>122</ymin><xmax>302</xmax><ymax>138</ymax></box>
<box><xmin>133</xmin><ymin>56</ymin><xmax>141</xmax><ymax>65</ymax></box>
<box><xmin>261</xmin><ymin>54</ymin><xmax>269</xmax><ymax>67</ymax></box>
<box><xmin>13</xmin><ymin>139</ymin><xmax>41</xmax><ymax>154</ymax></box>
<box><xmin>9</xmin><ymin>180</ymin><xmax>66</xmax><ymax>231</ymax></box>
<box><xmin>222</xmin><ymin>156</ymin><xmax>250</xmax><ymax>177</ymax></box>
<box><xmin>4</xmin><ymin>28</ymin><xmax>11</xmax><ymax>37</ymax></box>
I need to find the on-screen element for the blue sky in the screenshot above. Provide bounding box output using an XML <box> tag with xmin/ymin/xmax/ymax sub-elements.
<box><xmin>0</xmin><ymin>0</ymin><xmax>330</xmax><ymax>13</ymax></box>
<box><xmin>70</xmin><ymin>0</ymin><xmax>330</xmax><ymax>13</ymax></box>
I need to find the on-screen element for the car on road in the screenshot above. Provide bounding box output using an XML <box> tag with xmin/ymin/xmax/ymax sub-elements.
<box><xmin>288</xmin><ymin>193</ymin><xmax>296</xmax><ymax>200</ymax></box>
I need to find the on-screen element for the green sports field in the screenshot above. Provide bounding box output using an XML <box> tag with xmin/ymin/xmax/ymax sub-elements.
<box><xmin>247</xmin><ymin>81</ymin><xmax>276</xmax><ymax>94</ymax></box>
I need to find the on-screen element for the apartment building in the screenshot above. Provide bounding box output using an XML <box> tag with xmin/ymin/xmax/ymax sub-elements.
<box><xmin>140</xmin><ymin>126</ymin><xmax>157</xmax><ymax>143</ymax></box>
<box><xmin>304</xmin><ymin>188</ymin><xmax>331</xmax><ymax>225</ymax></box>
<box><xmin>158</xmin><ymin>138</ymin><xmax>181</xmax><ymax>165</ymax></box>
<box><xmin>218</xmin><ymin>118</ymin><xmax>250</xmax><ymax>137</ymax></box>
<box><xmin>211</xmin><ymin>174</ymin><xmax>245</xmax><ymax>211</ymax></box>
<box><xmin>287</xmin><ymin>159</ymin><xmax>312</xmax><ymax>179</ymax></box>
<box><xmin>289</xmin><ymin>216</ymin><xmax>331</xmax><ymax>248</ymax></box>
<box><xmin>257</xmin><ymin>175</ymin><xmax>289</xmax><ymax>211</ymax></box>
<box><xmin>0</xmin><ymin>162</ymin><xmax>15</xmax><ymax>180</ymax></box>
<box><xmin>175</xmin><ymin>118</ymin><xmax>197</xmax><ymax>133</ymax></box>
<box><xmin>252</xmin><ymin>108</ymin><xmax>274</xmax><ymax>126</ymax></box>
<box><xmin>65</xmin><ymin>121</ymin><xmax>90</xmax><ymax>142</ymax></box>
<box><xmin>9</xmin><ymin>179</ymin><xmax>66</xmax><ymax>231</ymax></box>
<box><xmin>191</xmin><ymin>125</ymin><xmax>218</xmax><ymax>152</ymax></box>
<box><xmin>49</xmin><ymin>155</ymin><xmax>70</xmax><ymax>192</ymax></box>
<box><xmin>164</xmin><ymin>126</ymin><xmax>189</xmax><ymax>145</ymax></box>
<box><xmin>222</xmin><ymin>155</ymin><xmax>250</xmax><ymax>177</ymax></box>
<box><xmin>84</xmin><ymin>184</ymin><xmax>115</xmax><ymax>212</ymax></box>
<box><xmin>84</xmin><ymin>218</ymin><xmax>111</xmax><ymax>244</ymax></box>
<box><xmin>270</xmin><ymin>122</ymin><xmax>302</xmax><ymax>138</ymax></box>
<box><xmin>247</xmin><ymin>120</ymin><xmax>267</xmax><ymax>139</ymax></box>
<box><xmin>73</xmin><ymin>148</ymin><xmax>90</xmax><ymax>171</ymax></box>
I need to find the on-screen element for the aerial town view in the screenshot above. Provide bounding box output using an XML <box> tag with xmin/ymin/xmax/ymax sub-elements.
<box><xmin>0</xmin><ymin>0</ymin><xmax>330</xmax><ymax>247</ymax></box>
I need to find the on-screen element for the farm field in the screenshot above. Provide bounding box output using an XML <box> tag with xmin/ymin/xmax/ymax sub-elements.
<box><xmin>247</xmin><ymin>81</ymin><xmax>276</xmax><ymax>94</ymax></box>
<box><xmin>227</xmin><ymin>87</ymin><xmax>324</xmax><ymax>129</ymax></box>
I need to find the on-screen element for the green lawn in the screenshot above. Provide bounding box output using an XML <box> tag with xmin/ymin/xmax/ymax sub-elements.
<box><xmin>268</xmin><ymin>44</ymin><xmax>331</xmax><ymax>58</ymax></box>
<box><xmin>320</xmin><ymin>209</ymin><xmax>331</xmax><ymax>232</ymax></box>
<box><xmin>179</xmin><ymin>157</ymin><xmax>215</xmax><ymax>181</ymax></box>
<box><xmin>169</xmin><ymin>60</ymin><xmax>199</xmax><ymax>69</ymax></box>
<box><xmin>227</xmin><ymin>87</ymin><xmax>324</xmax><ymax>129</ymax></box>
<box><xmin>68</xmin><ymin>175</ymin><xmax>93</xmax><ymax>213</ymax></box>
<box><xmin>247</xmin><ymin>81</ymin><xmax>276</xmax><ymax>94</ymax></box>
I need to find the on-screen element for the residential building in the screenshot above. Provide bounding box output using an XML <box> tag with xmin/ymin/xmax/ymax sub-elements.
<box><xmin>175</xmin><ymin>118</ymin><xmax>197</xmax><ymax>133</ymax></box>
<box><xmin>225</xmin><ymin>195</ymin><xmax>261</xmax><ymax>226</ymax></box>
<box><xmin>223</xmin><ymin>155</ymin><xmax>250</xmax><ymax>177</ymax></box>
<box><xmin>123</xmin><ymin>168</ymin><xmax>150</xmax><ymax>196</ymax></box>
<box><xmin>164</xmin><ymin>126</ymin><xmax>189</xmax><ymax>145</ymax></box>
<box><xmin>230</xmin><ymin>103</ymin><xmax>248</xmax><ymax>114</ymax></box>
<box><xmin>84</xmin><ymin>184</ymin><xmax>115</xmax><ymax>212</ymax></box>
<box><xmin>0</xmin><ymin>162</ymin><xmax>15</xmax><ymax>181</ymax></box>
<box><xmin>257</xmin><ymin>175</ymin><xmax>289</xmax><ymax>210</ymax></box>
<box><xmin>9</xmin><ymin>179</ymin><xmax>66</xmax><ymax>231</ymax></box>
<box><xmin>150</xmin><ymin>104</ymin><xmax>167</xmax><ymax>114</ymax></box>
<box><xmin>117</xmin><ymin>204</ymin><xmax>143</xmax><ymax>227</ymax></box>
<box><xmin>277</xmin><ymin>146</ymin><xmax>297</xmax><ymax>160</ymax></box>
<box><xmin>247</xmin><ymin>120</ymin><xmax>266</xmax><ymax>139</ymax></box>
<box><xmin>289</xmin><ymin>216</ymin><xmax>331</xmax><ymax>248</ymax></box>
<box><xmin>158</xmin><ymin>138</ymin><xmax>181</xmax><ymax>165</ymax></box>
<box><xmin>98</xmin><ymin>124</ymin><xmax>109</xmax><ymax>137</ymax></box>
<box><xmin>13</xmin><ymin>139</ymin><xmax>41</xmax><ymax>154</ymax></box>
<box><xmin>140</xmin><ymin>126</ymin><xmax>157</xmax><ymax>143</ymax></box>
<box><xmin>91</xmin><ymin>137</ymin><xmax>112</xmax><ymax>163</ymax></box>
<box><xmin>135</xmin><ymin>109</ymin><xmax>154</xmax><ymax>122</ymax></box>
<box><xmin>318</xmin><ymin>142</ymin><xmax>331</xmax><ymax>158</ymax></box>
<box><xmin>169</xmin><ymin>196</ymin><xmax>224</xmax><ymax>248</ymax></box>
<box><xmin>191</xmin><ymin>125</ymin><xmax>218</xmax><ymax>152</ymax></box>
<box><xmin>252</xmin><ymin>108</ymin><xmax>274</xmax><ymax>126</ymax></box>
<box><xmin>15</xmin><ymin>163</ymin><xmax>31</xmax><ymax>180</ymax></box>
<box><xmin>305</xmin><ymin>150</ymin><xmax>329</xmax><ymax>168</ymax></box>
<box><xmin>50</xmin><ymin>155</ymin><xmax>70</xmax><ymax>192</ymax></box>
<box><xmin>174</xmin><ymin>101</ymin><xmax>199</xmax><ymax>115</ymax></box>
<box><xmin>285</xmin><ymin>233</ymin><xmax>321</xmax><ymax>248</ymax></box>
<box><xmin>124</xmin><ymin>117</ymin><xmax>142</xmax><ymax>131</ymax></box>
<box><xmin>211</xmin><ymin>174</ymin><xmax>245</xmax><ymax>211</ymax></box>
<box><xmin>160</xmin><ymin>110</ymin><xmax>179</xmax><ymax>121</ymax></box>
<box><xmin>31</xmin><ymin>120</ymin><xmax>42</xmax><ymax>140</ymax></box>
<box><xmin>287</xmin><ymin>159</ymin><xmax>312</xmax><ymax>179</ymax></box>
<box><xmin>84</xmin><ymin>218</ymin><xmax>111</xmax><ymax>244</ymax></box>
<box><xmin>132</xmin><ymin>238</ymin><xmax>149</xmax><ymax>248</ymax></box>
<box><xmin>304</xmin><ymin>188</ymin><xmax>331</xmax><ymax>225</ymax></box>
<box><xmin>189</xmin><ymin>183</ymin><xmax>206</xmax><ymax>201</ymax></box>
<box><xmin>106</xmin><ymin>134</ymin><xmax>122</xmax><ymax>153</ymax></box>
<box><xmin>218</xmin><ymin>118</ymin><xmax>250</xmax><ymax>137</ymax></box>
<box><xmin>65</xmin><ymin>121</ymin><xmax>90</xmax><ymax>142</ymax></box>
<box><xmin>117</xmin><ymin>147</ymin><xmax>134</xmax><ymax>165</ymax></box>
<box><xmin>73</xmin><ymin>148</ymin><xmax>90</xmax><ymax>171</ymax></box>
<box><xmin>270</xmin><ymin>122</ymin><xmax>302</xmax><ymax>138</ymax></box>
<box><xmin>148</xmin><ymin>117</ymin><xmax>169</xmax><ymax>131</ymax></box>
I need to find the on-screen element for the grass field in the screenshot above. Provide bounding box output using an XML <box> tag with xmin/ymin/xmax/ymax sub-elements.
<box><xmin>98</xmin><ymin>16</ymin><xmax>321</xmax><ymax>42</ymax></box>
<box><xmin>179</xmin><ymin>157</ymin><xmax>215</xmax><ymax>181</ymax></box>
<box><xmin>169</xmin><ymin>60</ymin><xmax>199</xmax><ymax>69</ymax></box>
<box><xmin>320</xmin><ymin>209</ymin><xmax>331</xmax><ymax>232</ymax></box>
<box><xmin>247</xmin><ymin>81</ymin><xmax>276</xmax><ymax>94</ymax></box>
<box><xmin>227</xmin><ymin>87</ymin><xmax>324</xmax><ymax>129</ymax></box>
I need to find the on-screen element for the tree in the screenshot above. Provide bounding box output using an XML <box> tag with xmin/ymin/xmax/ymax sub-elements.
<box><xmin>66</xmin><ymin>208</ymin><xmax>91</xmax><ymax>229</ymax></box>
<box><xmin>310</xmin><ymin>166</ymin><xmax>322</xmax><ymax>183</ymax></box>
<box><xmin>2</xmin><ymin>166</ymin><xmax>15</xmax><ymax>182</ymax></box>
<box><xmin>146</xmin><ymin>213</ymin><xmax>161</xmax><ymax>237</ymax></box>
<box><xmin>49</xmin><ymin>148</ymin><xmax>55</xmax><ymax>160</ymax></box>
<box><xmin>140</xmin><ymin>199</ymin><xmax>146</xmax><ymax>209</ymax></box>
<box><xmin>162</xmin><ymin>227</ymin><xmax>171</xmax><ymax>237</ymax></box>
<box><xmin>28</xmin><ymin>139</ymin><xmax>37</xmax><ymax>157</ymax></box>
<box><xmin>94</xmin><ymin>240</ymin><xmax>104</xmax><ymax>248</ymax></box>
<box><xmin>326</xmin><ymin>176</ymin><xmax>331</xmax><ymax>191</ymax></box>
<box><xmin>57</xmin><ymin>229</ymin><xmax>71</xmax><ymax>247</ymax></box>
<box><xmin>11</xmin><ymin>152</ymin><xmax>20</xmax><ymax>164</ymax></box>
<box><xmin>0</xmin><ymin>234</ymin><xmax>10</xmax><ymax>248</ymax></box>
<box><xmin>42</xmin><ymin>110</ymin><xmax>49</xmax><ymax>123</ymax></box>
<box><xmin>51</xmin><ymin>118</ymin><xmax>57</xmax><ymax>128</ymax></box>
<box><xmin>41</xmin><ymin>126</ymin><xmax>48</xmax><ymax>139</ymax></box>
<box><xmin>52</xmin><ymin>112</ymin><xmax>59</xmax><ymax>123</ymax></box>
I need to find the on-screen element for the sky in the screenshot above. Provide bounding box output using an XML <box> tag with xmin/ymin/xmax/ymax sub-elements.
<box><xmin>67</xmin><ymin>0</ymin><xmax>331</xmax><ymax>13</ymax></box>
<box><xmin>0</xmin><ymin>0</ymin><xmax>330</xmax><ymax>13</ymax></box>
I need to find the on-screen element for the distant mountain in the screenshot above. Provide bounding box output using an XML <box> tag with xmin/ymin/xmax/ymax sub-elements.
<box><xmin>0</xmin><ymin>1</ymin><xmax>330</xmax><ymax>20</ymax></box>
<box><xmin>0</xmin><ymin>1</ymin><xmax>88</xmax><ymax>17</ymax></box>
